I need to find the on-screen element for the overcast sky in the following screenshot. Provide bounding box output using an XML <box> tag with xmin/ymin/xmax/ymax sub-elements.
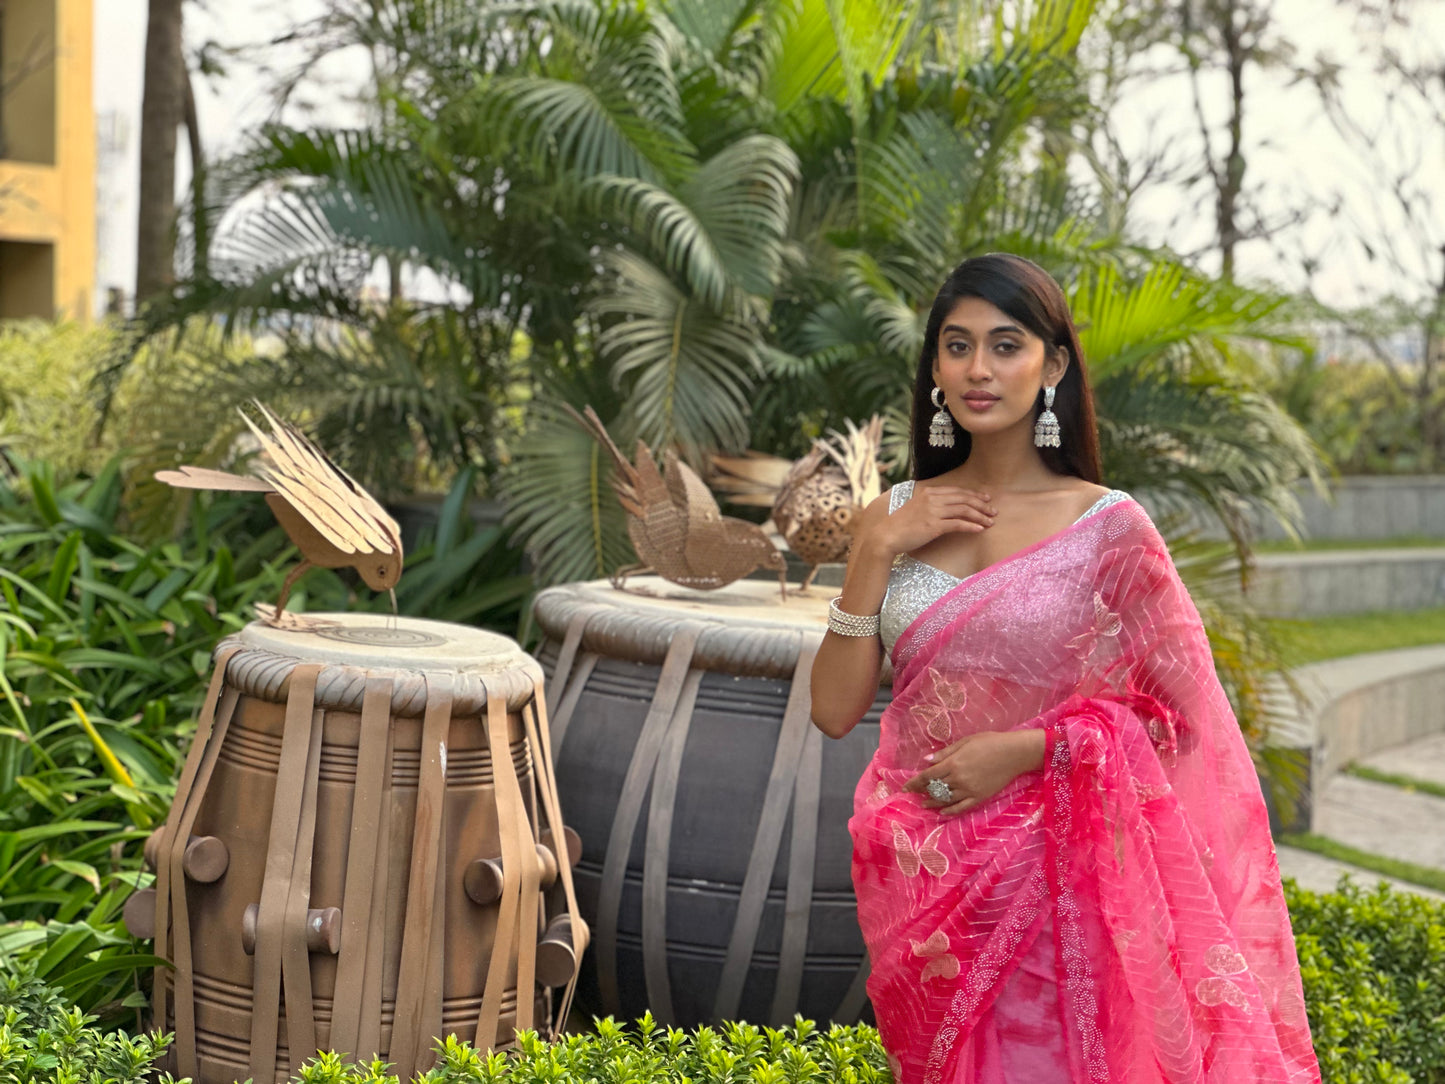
<box><xmin>94</xmin><ymin>1</ymin><xmax>1445</xmax><ymax>316</ymax></box>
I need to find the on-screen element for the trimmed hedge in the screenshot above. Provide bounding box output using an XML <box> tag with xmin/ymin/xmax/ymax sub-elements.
<box><xmin>1287</xmin><ymin>877</ymin><xmax>1445</xmax><ymax>1083</ymax></box>
<box><xmin>280</xmin><ymin>1017</ymin><xmax>892</xmax><ymax>1084</ymax></box>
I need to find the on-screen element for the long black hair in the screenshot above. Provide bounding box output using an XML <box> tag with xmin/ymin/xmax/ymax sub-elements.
<box><xmin>911</xmin><ymin>253</ymin><xmax>1102</xmax><ymax>484</ymax></box>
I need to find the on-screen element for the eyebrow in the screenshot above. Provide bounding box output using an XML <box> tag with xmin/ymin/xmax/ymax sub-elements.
<box><xmin>941</xmin><ymin>323</ymin><xmax>1025</xmax><ymax>337</ymax></box>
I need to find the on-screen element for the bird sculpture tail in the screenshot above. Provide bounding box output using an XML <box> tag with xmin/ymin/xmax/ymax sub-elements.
<box><xmin>822</xmin><ymin>414</ymin><xmax>884</xmax><ymax>508</ymax></box>
<box><xmin>563</xmin><ymin>404</ymin><xmax>641</xmax><ymax>509</ymax></box>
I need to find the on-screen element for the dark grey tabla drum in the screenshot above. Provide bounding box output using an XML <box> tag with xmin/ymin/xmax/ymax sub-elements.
<box><xmin>532</xmin><ymin>578</ymin><xmax>890</xmax><ymax>1028</ymax></box>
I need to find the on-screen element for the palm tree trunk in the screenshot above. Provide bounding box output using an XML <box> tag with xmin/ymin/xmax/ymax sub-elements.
<box><xmin>135</xmin><ymin>0</ymin><xmax>185</xmax><ymax>304</ymax></box>
<box><xmin>1217</xmin><ymin>0</ymin><xmax>1245</xmax><ymax>283</ymax></box>
<box><xmin>181</xmin><ymin>62</ymin><xmax>206</xmax><ymax>281</ymax></box>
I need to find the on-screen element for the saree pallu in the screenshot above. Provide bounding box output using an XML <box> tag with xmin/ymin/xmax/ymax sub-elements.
<box><xmin>849</xmin><ymin>497</ymin><xmax>1320</xmax><ymax>1084</ymax></box>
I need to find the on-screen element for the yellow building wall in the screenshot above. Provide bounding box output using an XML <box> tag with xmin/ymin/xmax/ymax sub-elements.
<box><xmin>0</xmin><ymin>0</ymin><xmax>94</xmax><ymax>320</ymax></box>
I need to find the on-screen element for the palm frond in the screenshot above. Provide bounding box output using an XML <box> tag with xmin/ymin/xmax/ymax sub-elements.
<box><xmin>593</xmin><ymin>251</ymin><xmax>763</xmax><ymax>454</ymax></box>
<box><xmin>1072</xmin><ymin>262</ymin><xmax>1297</xmax><ymax>383</ymax></box>
<box><xmin>474</xmin><ymin>0</ymin><xmax>696</xmax><ymax>183</ymax></box>
<box><xmin>589</xmin><ymin>134</ymin><xmax>798</xmax><ymax>308</ymax></box>
<box><xmin>210</xmin><ymin>128</ymin><xmax>486</xmax><ymax>299</ymax></box>
<box><xmin>1098</xmin><ymin>368</ymin><xmax>1327</xmax><ymax>556</ymax></box>
<box><xmin>500</xmin><ymin>396</ymin><xmax>635</xmax><ymax>587</ymax></box>
<box><xmin>766</xmin><ymin>0</ymin><xmax>924</xmax><ymax>124</ymax></box>
<box><xmin>662</xmin><ymin>0</ymin><xmax>760</xmax><ymax>59</ymax></box>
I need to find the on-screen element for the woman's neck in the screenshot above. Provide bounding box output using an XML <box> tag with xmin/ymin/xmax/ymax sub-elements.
<box><xmin>947</xmin><ymin>429</ymin><xmax>1057</xmax><ymax>492</ymax></box>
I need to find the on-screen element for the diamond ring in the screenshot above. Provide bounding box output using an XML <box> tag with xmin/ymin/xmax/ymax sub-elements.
<box><xmin>926</xmin><ymin>778</ymin><xmax>953</xmax><ymax>803</ymax></box>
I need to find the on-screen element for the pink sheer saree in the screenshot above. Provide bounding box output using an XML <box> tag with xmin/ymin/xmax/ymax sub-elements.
<box><xmin>849</xmin><ymin>495</ymin><xmax>1319</xmax><ymax>1084</ymax></box>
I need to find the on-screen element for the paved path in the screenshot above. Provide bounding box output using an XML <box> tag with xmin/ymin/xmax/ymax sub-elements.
<box><xmin>1275</xmin><ymin>845</ymin><xmax>1443</xmax><ymax>899</ymax></box>
<box><xmin>1276</xmin><ymin>731</ymin><xmax>1445</xmax><ymax>900</ymax></box>
<box><xmin>1362</xmin><ymin>731</ymin><xmax>1445</xmax><ymax>783</ymax></box>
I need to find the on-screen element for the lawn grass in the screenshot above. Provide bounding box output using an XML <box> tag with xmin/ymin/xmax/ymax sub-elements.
<box><xmin>1255</xmin><ymin>534</ymin><xmax>1445</xmax><ymax>553</ymax></box>
<box><xmin>1278</xmin><ymin>832</ymin><xmax>1445</xmax><ymax>894</ymax></box>
<box><xmin>1344</xmin><ymin>763</ymin><xmax>1445</xmax><ymax>800</ymax></box>
<box><xmin>1264</xmin><ymin>606</ymin><xmax>1445</xmax><ymax>666</ymax></box>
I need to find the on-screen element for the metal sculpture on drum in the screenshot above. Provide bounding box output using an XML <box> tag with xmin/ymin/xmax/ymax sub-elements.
<box><xmin>712</xmin><ymin>415</ymin><xmax>885</xmax><ymax>593</ymax></box>
<box><xmin>155</xmin><ymin>400</ymin><xmax>404</xmax><ymax>627</ymax></box>
<box><xmin>131</xmin><ymin>406</ymin><xmax>585</xmax><ymax>1084</ymax></box>
<box><xmin>536</xmin><ymin>409</ymin><xmax>891</xmax><ymax>1030</ymax></box>
<box><xmin>566</xmin><ymin>405</ymin><xmax>788</xmax><ymax>598</ymax></box>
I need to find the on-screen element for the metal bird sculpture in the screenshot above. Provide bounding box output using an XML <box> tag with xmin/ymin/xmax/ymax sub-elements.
<box><xmin>566</xmin><ymin>405</ymin><xmax>788</xmax><ymax>600</ymax></box>
<box><xmin>155</xmin><ymin>401</ymin><xmax>404</xmax><ymax>627</ymax></box>
<box><xmin>712</xmin><ymin>415</ymin><xmax>884</xmax><ymax>593</ymax></box>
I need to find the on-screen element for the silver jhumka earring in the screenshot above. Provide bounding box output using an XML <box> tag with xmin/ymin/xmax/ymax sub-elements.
<box><xmin>1034</xmin><ymin>384</ymin><xmax>1061</xmax><ymax>448</ymax></box>
<box><xmin>929</xmin><ymin>386</ymin><xmax>955</xmax><ymax>449</ymax></box>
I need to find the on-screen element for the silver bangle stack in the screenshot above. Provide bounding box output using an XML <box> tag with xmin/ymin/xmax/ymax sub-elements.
<box><xmin>828</xmin><ymin>596</ymin><xmax>881</xmax><ymax>637</ymax></box>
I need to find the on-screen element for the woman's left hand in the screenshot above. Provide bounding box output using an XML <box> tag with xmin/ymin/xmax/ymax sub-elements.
<box><xmin>905</xmin><ymin>730</ymin><xmax>1046</xmax><ymax>816</ymax></box>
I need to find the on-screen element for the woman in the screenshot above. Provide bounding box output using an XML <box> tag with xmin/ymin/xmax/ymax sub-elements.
<box><xmin>810</xmin><ymin>254</ymin><xmax>1320</xmax><ymax>1083</ymax></box>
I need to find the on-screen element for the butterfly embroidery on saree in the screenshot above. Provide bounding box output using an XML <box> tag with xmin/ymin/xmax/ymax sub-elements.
<box><xmin>1195</xmin><ymin>943</ymin><xmax>1252</xmax><ymax>1012</ymax></box>
<box><xmin>1065</xmin><ymin>591</ymin><xmax>1124</xmax><ymax>677</ymax></box>
<box><xmin>910</xmin><ymin>667</ymin><xmax>967</xmax><ymax>744</ymax></box>
<box><xmin>893</xmin><ymin>822</ymin><xmax>949</xmax><ymax>878</ymax></box>
<box><xmin>910</xmin><ymin>928</ymin><xmax>961</xmax><ymax>982</ymax></box>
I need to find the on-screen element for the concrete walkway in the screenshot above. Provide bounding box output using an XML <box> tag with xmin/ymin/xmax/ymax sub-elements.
<box><xmin>1276</xmin><ymin>732</ymin><xmax>1445</xmax><ymax>900</ymax></box>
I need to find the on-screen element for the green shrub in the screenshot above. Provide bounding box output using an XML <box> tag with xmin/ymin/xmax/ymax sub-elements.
<box><xmin>0</xmin><ymin>456</ymin><xmax>297</xmax><ymax>1019</ymax></box>
<box><xmin>265</xmin><ymin>1015</ymin><xmax>891</xmax><ymax>1084</ymax></box>
<box><xmin>1265</xmin><ymin>351</ymin><xmax>1445</xmax><ymax>476</ymax></box>
<box><xmin>0</xmin><ymin>318</ymin><xmax>265</xmax><ymax>485</ymax></box>
<box><xmin>1286</xmin><ymin>877</ymin><xmax>1445</xmax><ymax>1083</ymax></box>
<box><xmin>0</xmin><ymin>321</ymin><xmax>122</xmax><ymax>476</ymax></box>
<box><xmin>0</xmin><ymin>966</ymin><xmax>179</xmax><ymax>1083</ymax></box>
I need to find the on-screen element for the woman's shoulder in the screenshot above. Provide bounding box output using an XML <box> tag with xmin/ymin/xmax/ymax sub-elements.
<box><xmin>886</xmin><ymin>480</ymin><xmax>916</xmax><ymax>514</ymax></box>
<box><xmin>1086</xmin><ymin>488</ymin><xmax>1170</xmax><ymax>550</ymax></box>
<box><xmin>1070</xmin><ymin>481</ymin><xmax>1131</xmax><ymax>520</ymax></box>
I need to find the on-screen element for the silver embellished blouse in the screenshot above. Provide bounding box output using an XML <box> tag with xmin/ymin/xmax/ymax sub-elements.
<box><xmin>878</xmin><ymin>481</ymin><xmax>1132</xmax><ymax>655</ymax></box>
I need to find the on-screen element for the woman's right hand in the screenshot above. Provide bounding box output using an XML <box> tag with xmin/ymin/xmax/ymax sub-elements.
<box><xmin>860</xmin><ymin>485</ymin><xmax>997</xmax><ymax>558</ymax></box>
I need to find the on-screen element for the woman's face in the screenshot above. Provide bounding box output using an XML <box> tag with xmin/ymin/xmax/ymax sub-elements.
<box><xmin>930</xmin><ymin>295</ymin><xmax>1068</xmax><ymax>437</ymax></box>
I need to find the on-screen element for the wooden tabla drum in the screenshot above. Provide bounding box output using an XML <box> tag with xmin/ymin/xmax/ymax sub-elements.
<box><xmin>126</xmin><ymin>614</ymin><xmax>585</xmax><ymax>1083</ymax></box>
<box><xmin>532</xmin><ymin>577</ymin><xmax>889</xmax><ymax>1029</ymax></box>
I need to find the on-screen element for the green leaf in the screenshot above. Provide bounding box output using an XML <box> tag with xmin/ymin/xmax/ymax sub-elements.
<box><xmin>45</xmin><ymin>860</ymin><xmax>100</xmax><ymax>893</ymax></box>
<box><xmin>27</xmin><ymin>469</ymin><xmax>63</xmax><ymax>526</ymax></box>
<box><xmin>46</xmin><ymin>532</ymin><xmax>81</xmax><ymax>604</ymax></box>
<box><xmin>142</xmin><ymin>568</ymin><xmax>192</xmax><ymax>614</ymax></box>
<box><xmin>55</xmin><ymin>649</ymin><xmax>166</xmax><ymax>680</ymax></box>
<box><xmin>502</xmin><ymin>399</ymin><xmax>634</xmax><ymax>587</ymax></box>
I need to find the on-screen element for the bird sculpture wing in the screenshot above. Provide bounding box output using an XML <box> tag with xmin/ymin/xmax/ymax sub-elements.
<box><xmin>626</xmin><ymin>440</ymin><xmax>675</xmax><ymax>517</ymax></box>
<box><xmin>624</xmin><ymin>441</ymin><xmax>691</xmax><ymax>563</ymax></box>
<box><xmin>153</xmin><ymin>465</ymin><xmax>275</xmax><ymax>493</ymax></box>
<box><xmin>663</xmin><ymin>450</ymin><xmax>723</xmax><ymax>525</ymax></box>
<box><xmin>241</xmin><ymin>402</ymin><xmax>399</xmax><ymax>556</ymax></box>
